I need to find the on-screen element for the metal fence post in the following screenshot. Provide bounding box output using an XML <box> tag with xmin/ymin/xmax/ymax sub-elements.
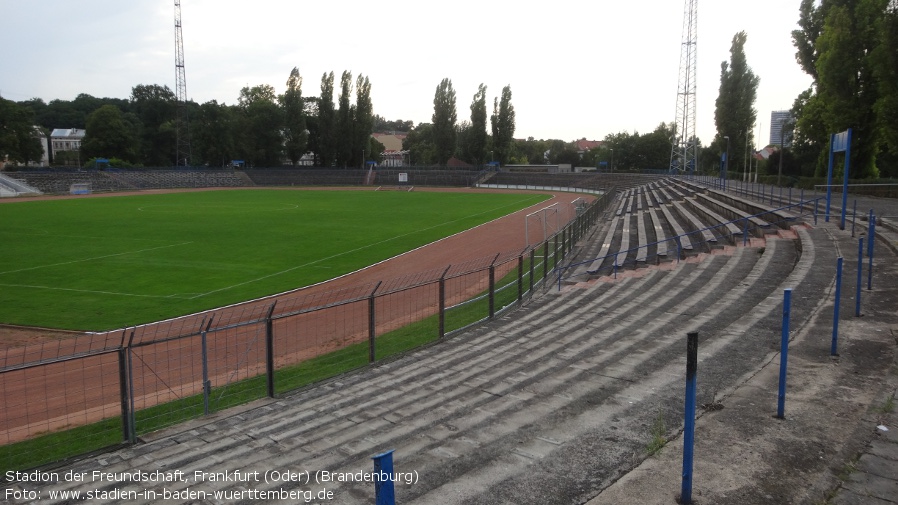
<box><xmin>777</xmin><ymin>288</ymin><xmax>792</xmax><ymax>419</ymax></box>
<box><xmin>488</xmin><ymin>263</ymin><xmax>496</xmax><ymax>319</ymax></box>
<box><xmin>126</xmin><ymin>339</ymin><xmax>137</xmax><ymax>443</ymax></box>
<box><xmin>438</xmin><ymin>267</ymin><xmax>449</xmax><ymax>339</ymax></box>
<box><xmin>868</xmin><ymin>210</ymin><xmax>875</xmax><ymax>257</ymax></box>
<box><xmin>868</xmin><ymin>216</ymin><xmax>875</xmax><ymax>291</ymax></box>
<box><xmin>561</xmin><ymin>227</ymin><xmax>567</xmax><ymax>257</ymax></box>
<box><xmin>372</xmin><ymin>450</ymin><xmax>396</xmax><ymax>505</ymax></box>
<box><xmin>265</xmin><ymin>302</ymin><xmax>277</xmax><ymax>398</ymax></box>
<box><xmin>832</xmin><ymin>257</ymin><xmax>843</xmax><ymax>356</ymax></box>
<box><xmin>681</xmin><ymin>331</ymin><xmax>698</xmax><ymax>504</ymax></box>
<box><xmin>542</xmin><ymin>241</ymin><xmax>549</xmax><ymax>282</ymax></box>
<box><xmin>529</xmin><ymin>248</ymin><xmax>536</xmax><ymax>294</ymax></box>
<box><xmin>856</xmin><ymin>238</ymin><xmax>864</xmax><ymax>317</ymax></box>
<box><xmin>117</xmin><ymin>347</ymin><xmax>131</xmax><ymax>443</ymax></box>
<box><xmin>201</xmin><ymin>329</ymin><xmax>211</xmax><ymax>415</ymax></box>
<box><xmin>553</xmin><ymin>235</ymin><xmax>559</xmax><ymax>269</ymax></box>
<box><xmin>369</xmin><ymin>281</ymin><xmax>382</xmax><ymax>362</ymax></box>
<box><xmin>517</xmin><ymin>255</ymin><xmax>524</xmax><ymax>302</ymax></box>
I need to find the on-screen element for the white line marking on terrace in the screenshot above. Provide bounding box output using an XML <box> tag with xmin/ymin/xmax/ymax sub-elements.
<box><xmin>0</xmin><ymin>242</ymin><xmax>195</xmax><ymax>276</ymax></box>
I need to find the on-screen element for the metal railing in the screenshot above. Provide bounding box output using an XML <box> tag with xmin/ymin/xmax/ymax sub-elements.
<box><xmin>0</xmin><ymin>188</ymin><xmax>617</xmax><ymax>475</ymax></box>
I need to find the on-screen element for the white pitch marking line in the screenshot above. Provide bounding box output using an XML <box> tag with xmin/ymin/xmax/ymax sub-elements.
<box><xmin>189</xmin><ymin>196</ymin><xmax>544</xmax><ymax>299</ymax></box>
<box><xmin>0</xmin><ymin>242</ymin><xmax>195</xmax><ymax>276</ymax></box>
<box><xmin>0</xmin><ymin>283</ymin><xmax>192</xmax><ymax>299</ymax></box>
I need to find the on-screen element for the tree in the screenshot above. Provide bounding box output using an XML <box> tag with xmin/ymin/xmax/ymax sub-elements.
<box><xmin>81</xmin><ymin>104</ymin><xmax>138</xmax><ymax>163</ymax></box>
<box><xmin>318</xmin><ymin>72</ymin><xmax>337</xmax><ymax>167</ymax></box>
<box><xmin>0</xmin><ymin>97</ymin><xmax>43</xmax><ymax>165</ymax></box>
<box><xmin>354</xmin><ymin>74</ymin><xmax>374</xmax><ymax>167</ymax></box>
<box><xmin>714</xmin><ymin>31</ymin><xmax>760</xmax><ymax>176</ymax></box>
<box><xmin>432</xmin><ymin>78</ymin><xmax>457</xmax><ymax>165</ymax></box>
<box><xmin>791</xmin><ymin>0</ymin><xmax>891</xmax><ymax>178</ymax></box>
<box><xmin>373</xmin><ymin>115</ymin><xmax>413</xmax><ymax>132</ymax></box>
<box><xmin>130</xmin><ymin>84</ymin><xmax>176</xmax><ymax>166</ymax></box>
<box><xmin>336</xmin><ymin>71</ymin><xmax>354</xmax><ymax>167</ymax></box>
<box><xmin>403</xmin><ymin>123</ymin><xmax>435</xmax><ymax>165</ymax></box>
<box><xmin>282</xmin><ymin>67</ymin><xmax>308</xmax><ymax>166</ymax></box>
<box><xmin>237</xmin><ymin>84</ymin><xmax>284</xmax><ymax>167</ymax></box>
<box><xmin>872</xmin><ymin>0</ymin><xmax>898</xmax><ymax>176</ymax></box>
<box><xmin>545</xmin><ymin>139</ymin><xmax>579</xmax><ymax>166</ymax></box>
<box><xmin>490</xmin><ymin>85</ymin><xmax>516</xmax><ymax>165</ymax></box>
<box><xmin>514</xmin><ymin>137</ymin><xmax>549</xmax><ymax>165</ymax></box>
<box><xmin>192</xmin><ymin>100</ymin><xmax>237</xmax><ymax>167</ymax></box>
<box><xmin>468</xmin><ymin>84</ymin><xmax>488</xmax><ymax>165</ymax></box>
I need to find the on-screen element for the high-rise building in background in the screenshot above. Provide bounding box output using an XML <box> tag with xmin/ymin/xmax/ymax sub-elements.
<box><xmin>770</xmin><ymin>110</ymin><xmax>792</xmax><ymax>147</ymax></box>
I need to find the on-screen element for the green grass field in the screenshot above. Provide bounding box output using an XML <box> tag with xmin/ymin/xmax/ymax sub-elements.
<box><xmin>0</xmin><ymin>189</ymin><xmax>547</xmax><ymax>331</ymax></box>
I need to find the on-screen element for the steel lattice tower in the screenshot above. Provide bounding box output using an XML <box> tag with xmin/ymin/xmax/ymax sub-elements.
<box><xmin>670</xmin><ymin>0</ymin><xmax>698</xmax><ymax>174</ymax></box>
<box><xmin>174</xmin><ymin>0</ymin><xmax>191</xmax><ymax>166</ymax></box>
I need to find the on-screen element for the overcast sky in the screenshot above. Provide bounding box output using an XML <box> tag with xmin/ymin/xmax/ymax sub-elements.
<box><xmin>1</xmin><ymin>0</ymin><xmax>812</xmax><ymax>148</ymax></box>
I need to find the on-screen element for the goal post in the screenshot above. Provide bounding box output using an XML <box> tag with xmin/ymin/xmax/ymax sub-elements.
<box><xmin>70</xmin><ymin>182</ymin><xmax>92</xmax><ymax>195</ymax></box>
<box><xmin>525</xmin><ymin>203</ymin><xmax>559</xmax><ymax>247</ymax></box>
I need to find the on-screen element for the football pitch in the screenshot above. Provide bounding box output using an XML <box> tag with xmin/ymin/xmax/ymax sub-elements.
<box><xmin>0</xmin><ymin>189</ymin><xmax>548</xmax><ymax>331</ymax></box>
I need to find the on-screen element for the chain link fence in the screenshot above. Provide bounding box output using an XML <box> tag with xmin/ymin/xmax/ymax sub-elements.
<box><xmin>0</xmin><ymin>190</ymin><xmax>614</xmax><ymax>475</ymax></box>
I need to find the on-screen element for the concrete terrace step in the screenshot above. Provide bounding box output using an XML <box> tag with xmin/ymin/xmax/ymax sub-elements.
<box><xmin>13</xmin><ymin>223</ymin><xmax>815</xmax><ymax>505</ymax></box>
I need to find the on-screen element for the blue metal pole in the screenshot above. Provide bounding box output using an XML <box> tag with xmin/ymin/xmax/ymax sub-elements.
<box><xmin>867</xmin><ymin>210</ymin><xmax>875</xmax><ymax>257</ymax></box>
<box><xmin>681</xmin><ymin>331</ymin><xmax>699</xmax><ymax>505</ymax></box>
<box><xmin>832</xmin><ymin>257</ymin><xmax>843</xmax><ymax>356</ymax></box>
<box><xmin>840</xmin><ymin>129</ymin><xmax>853</xmax><ymax>230</ymax></box>
<box><xmin>825</xmin><ymin>133</ymin><xmax>835</xmax><ymax>222</ymax></box>
<box><xmin>856</xmin><ymin>237</ymin><xmax>864</xmax><ymax>317</ymax></box>
<box><xmin>777</xmin><ymin>288</ymin><xmax>792</xmax><ymax>419</ymax></box>
<box><xmin>372</xmin><ymin>450</ymin><xmax>396</xmax><ymax>505</ymax></box>
<box><xmin>868</xmin><ymin>216</ymin><xmax>875</xmax><ymax>291</ymax></box>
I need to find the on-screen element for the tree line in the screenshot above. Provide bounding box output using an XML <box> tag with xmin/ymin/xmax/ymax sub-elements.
<box><xmin>0</xmin><ymin>67</ymin><xmax>381</xmax><ymax>169</ymax></box>
<box><xmin>401</xmin><ymin>80</ymin><xmax>516</xmax><ymax>167</ymax></box>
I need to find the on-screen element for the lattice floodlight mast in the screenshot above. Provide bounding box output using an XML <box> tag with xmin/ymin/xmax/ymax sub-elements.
<box><xmin>174</xmin><ymin>0</ymin><xmax>191</xmax><ymax>166</ymax></box>
<box><xmin>670</xmin><ymin>0</ymin><xmax>698</xmax><ymax>174</ymax></box>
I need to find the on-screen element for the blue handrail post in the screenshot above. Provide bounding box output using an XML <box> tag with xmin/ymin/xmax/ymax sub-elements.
<box><xmin>832</xmin><ymin>258</ymin><xmax>843</xmax><ymax>355</ymax></box>
<box><xmin>856</xmin><ymin>237</ymin><xmax>864</xmax><ymax>317</ymax></box>
<box><xmin>372</xmin><ymin>450</ymin><xmax>396</xmax><ymax>505</ymax></box>
<box><xmin>867</xmin><ymin>210</ymin><xmax>875</xmax><ymax>257</ymax></box>
<box><xmin>777</xmin><ymin>288</ymin><xmax>792</xmax><ymax>419</ymax></box>
<box><xmin>681</xmin><ymin>331</ymin><xmax>699</xmax><ymax>505</ymax></box>
<box><xmin>868</xmin><ymin>216</ymin><xmax>875</xmax><ymax>291</ymax></box>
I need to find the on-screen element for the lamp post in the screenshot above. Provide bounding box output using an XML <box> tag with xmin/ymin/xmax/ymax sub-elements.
<box><xmin>778</xmin><ymin>119</ymin><xmax>786</xmax><ymax>187</ymax></box>
<box><xmin>723</xmin><ymin>136</ymin><xmax>730</xmax><ymax>190</ymax></box>
<box><xmin>610</xmin><ymin>148</ymin><xmax>614</xmax><ymax>174</ymax></box>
